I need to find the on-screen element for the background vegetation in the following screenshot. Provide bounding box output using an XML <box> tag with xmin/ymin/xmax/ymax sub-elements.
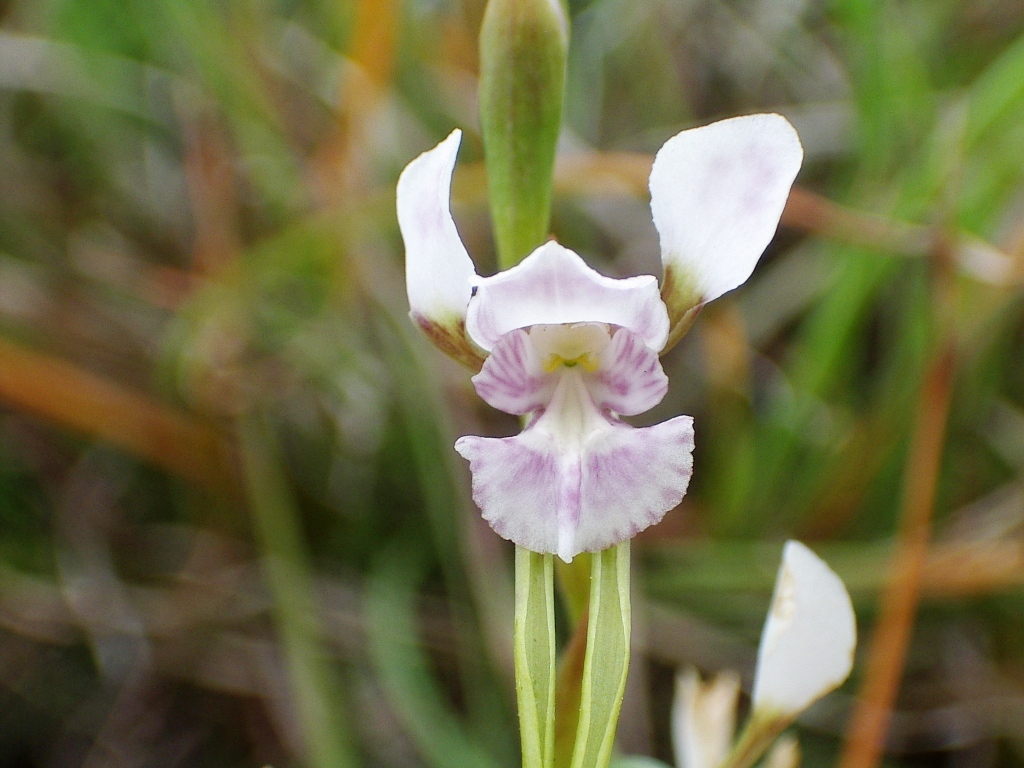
<box><xmin>0</xmin><ymin>0</ymin><xmax>1024</xmax><ymax>765</ymax></box>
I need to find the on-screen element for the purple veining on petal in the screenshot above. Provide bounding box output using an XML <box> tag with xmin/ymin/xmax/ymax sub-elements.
<box><xmin>454</xmin><ymin>412</ymin><xmax>695</xmax><ymax>562</ymax></box>
<box><xmin>466</xmin><ymin>241</ymin><xmax>669</xmax><ymax>352</ymax></box>
<box><xmin>454</xmin><ymin>432</ymin><xmax>561</xmax><ymax>555</ymax></box>
<box><xmin>471</xmin><ymin>329</ymin><xmax>556</xmax><ymax>415</ymax></box>
<box><xmin>573</xmin><ymin>415</ymin><xmax>695</xmax><ymax>554</ymax></box>
<box><xmin>589</xmin><ymin>328</ymin><xmax>668</xmax><ymax>416</ymax></box>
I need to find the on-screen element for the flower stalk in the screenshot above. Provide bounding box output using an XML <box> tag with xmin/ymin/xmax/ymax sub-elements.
<box><xmin>569</xmin><ymin>542</ymin><xmax>631</xmax><ymax>768</ymax></box>
<box><xmin>404</xmin><ymin>8</ymin><xmax>804</xmax><ymax>764</ymax></box>
<box><xmin>514</xmin><ymin>548</ymin><xmax>557</xmax><ymax>768</ymax></box>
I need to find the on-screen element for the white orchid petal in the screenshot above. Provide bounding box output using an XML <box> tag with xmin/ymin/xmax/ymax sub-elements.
<box><xmin>650</xmin><ymin>114</ymin><xmax>802</xmax><ymax>305</ymax></box>
<box><xmin>671</xmin><ymin>668</ymin><xmax>740</xmax><ymax>768</ymax></box>
<box><xmin>454</xmin><ymin>429</ymin><xmax>562</xmax><ymax>558</ymax></box>
<box><xmin>590</xmin><ymin>327</ymin><xmax>669</xmax><ymax>416</ymax></box>
<box><xmin>751</xmin><ymin>540</ymin><xmax>856</xmax><ymax>717</ymax></box>
<box><xmin>471</xmin><ymin>328</ymin><xmax>557</xmax><ymax>415</ymax></box>
<box><xmin>397</xmin><ymin>129</ymin><xmax>477</xmax><ymax>328</ymax></box>
<box><xmin>573</xmin><ymin>415</ymin><xmax>693</xmax><ymax>556</ymax></box>
<box><xmin>455</xmin><ymin>406</ymin><xmax>693</xmax><ymax>563</ymax></box>
<box><xmin>465</xmin><ymin>241</ymin><xmax>669</xmax><ymax>352</ymax></box>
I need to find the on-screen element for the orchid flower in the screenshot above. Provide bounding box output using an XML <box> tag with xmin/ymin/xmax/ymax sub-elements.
<box><xmin>397</xmin><ymin>115</ymin><xmax>802</xmax><ymax>562</ymax></box>
<box><xmin>671</xmin><ymin>541</ymin><xmax>856</xmax><ymax>768</ymax></box>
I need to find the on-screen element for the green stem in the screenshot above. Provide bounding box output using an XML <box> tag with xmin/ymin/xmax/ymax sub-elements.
<box><xmin>569</xmin><ymin>542</ymin><xmax>631</xmax><ymax>768</ymax></box>
<box><xmin>514</xmin><ymin>546</ymin><xmax>557</xmax><ymax>768</ymax></box>
<box><xmin>718</xmin><ymin>712</ymin><xmax>787</xmax><ymax>768</ymax></box>
<box><xmin>555</xmin><ymin>552</ymin><xmax>591</xmax><ymax>627</ymax></box>
<box><xmin>237</xmin><ymin>414</ymin><xmax>355</xmax><ymax>768</ymax></box>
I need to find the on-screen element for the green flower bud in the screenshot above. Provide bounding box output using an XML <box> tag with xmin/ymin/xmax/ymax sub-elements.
<box><xmin>479</xmin><ymin>0</ymin><xmax>569</xmax><ymax>269</ymax></box>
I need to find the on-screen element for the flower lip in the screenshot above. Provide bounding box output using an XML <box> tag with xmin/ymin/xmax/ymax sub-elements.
<box><xmin>460</xmin><ymin>320</ymin><xmax>684</xmax><ymax>561</ymax></box>
<box><xmin>465</xmin><ymin>240</ymin><xmax>670</xmax><ymax>353</ymax></box>
<box><xmin>454</xmin><ymin>412</ymin><xmax>694</xmax><ymax>562</ymax></box>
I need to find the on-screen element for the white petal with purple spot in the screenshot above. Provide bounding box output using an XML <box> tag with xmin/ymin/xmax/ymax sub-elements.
<box><xmin>650</xmin><ymin>114</ymin><xmax>802</xmax><ymax>305</ymax></box>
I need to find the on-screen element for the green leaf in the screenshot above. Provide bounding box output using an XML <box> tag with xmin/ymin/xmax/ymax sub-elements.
<box><xmin>237</xmin><ymin>414</ymin><xmax>356</xmax><ymax>768</ymax></box>
<box><xmin>515</xmin><ymin>547</ymin><xmax>557</xmax><ymax>768</ymax></box>
<box><xmin>366</xmin><ymin>546</ymin><xmax>503</xmax><ymax>768</ymax></box>
<box><xmin>570</xmin><ymin>542</ymin><xmax>631</xmax><ymax>768</ymax></box>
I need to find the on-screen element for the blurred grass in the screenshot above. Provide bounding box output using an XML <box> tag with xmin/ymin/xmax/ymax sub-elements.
<box><xmin>0</xmin><ymin>0</ymin><xmax>1023</xmax><ymax>766</ymax></box>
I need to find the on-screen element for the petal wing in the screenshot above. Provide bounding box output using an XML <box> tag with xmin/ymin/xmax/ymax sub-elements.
<box><xmin>466</xmin><ymin>241</ymin><xmax>669</xmax><ymax>352</ymax></box>
<box><xmin>589</xmin><ymin>327</ymin><xmax>669</xmax><ymax>416</ymax></box>
<box><xmin>471</xmin><ymin>329</ymin><xmax>556</xmax><ymax>415</ymax></box>
<box><xmin>650</xmin><ymin>114</ymin><xmax>802</xmax><ymax>307</ymax></box>
<box><xmin>397</xmin><ymin>130</ymin><xmax>478</xmax><ymax>328</ymax></box>
<box><xmin>454</xmin><ymin>430</ymin><xmax>562</xmax><ymax>556</ymax></box>
<box><xmin>751</xmin><ymin>540</ymin><xmax>857</xmax><ymax>717</ymax></box>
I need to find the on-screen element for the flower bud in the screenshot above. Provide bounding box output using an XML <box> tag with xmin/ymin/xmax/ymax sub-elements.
<box><xmin>479</xmin><ymin>0</ymin><xmax>568</xmax><ymax>269</ymax></box>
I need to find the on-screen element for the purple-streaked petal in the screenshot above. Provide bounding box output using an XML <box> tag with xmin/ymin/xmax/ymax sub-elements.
<box><xmin>650</xmin><ymin>114</ymin><xmax>802</xmax><ymax>308</ymax></box>
<box><xmin>589</xmin><ymin>327</ymin><xmax>668</xmax><ymax>416</ymax></box>
<box><xmin>455</xmin><ymin>430</ymin><xmax>561</xmax><ymax>557</ymax></box>
<box><xmin>471</xmin><ymin>329</ymin><xmax>556</xmax><ymax>415</ymax></box>
<box><xmin>454</xmin><ymin>414</ymin><xmax>694</xmax><ymax>562</ymax></box>
<box><xmin>397</xmin><ymin>129</ymin><xmax>478</xmax><ymax>328</ymax></box>
<box><xmin>573</xmin><ymin>416</ymin><xmax>694</xmax><ymax>557</ymax></box>
<box><xmin>751</xmin><ymin>541</ymin><xmax>856</xmax><ymax>717</ymax></box>
<box><xmin>465</xmin><ymin>241</ymin><xmax>670</xmax><ymax>353</ymax></box>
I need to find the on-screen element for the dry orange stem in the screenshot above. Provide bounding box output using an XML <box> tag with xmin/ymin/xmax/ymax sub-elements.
<box><xmin>349</xmin><ymin>0</ymin><xmax>399</xmax><ymax>89</ymax></box>
<box><xmin>0</xmin><ymin>335</ymin><xmax>236</xmax><ymax>495</ymax></box>
<box><xmin>182</xmin><ymin>117</ymin><xmax>243</xmax><ymax>276</ymax></box>
<box><xmin>310</xmin><ymin>0</ymin><xmax>398</xmax><ymax>205</ymax></box>
<box><xmin>838</xmin><ymin>342</ymin><xmax>955</xmax><ymax>768</ymax></box>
